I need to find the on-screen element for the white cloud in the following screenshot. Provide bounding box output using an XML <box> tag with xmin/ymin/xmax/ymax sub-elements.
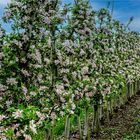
<box><xmin>0</xmin><ymin>0</ymin><xmax>11</xmax><ymax>5</ymax></box>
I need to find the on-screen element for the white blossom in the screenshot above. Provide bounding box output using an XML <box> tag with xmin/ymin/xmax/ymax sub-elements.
<box><xmin>80</xmin><ymin>49</ymin><xmax>86</xmax><ymax>56</ymax></box>
<box><xmin>0</xmin><ymin>115</ymin><xmax>6</xmax><ymax>121</ymax></box>
<box><xmin>24</xmin><ymin>134</ymin><xmax>32</xmax><ymax>140</ymax></box>
<box><xmin>81</xmin><ymin>66</ymin><xmax>89</xmax><ymax>75</ymax></box>
<box><xmin>21</xmin><ymin>69</ymin><xmax>30</xmax><ymax>77</ymax></box>
<box><xmin>44</xmin><ymin>58</ymin><xmax>50</xmax><ymax>65</ymax></box>
<box><xmin>55</xmin><ymin>84</ymin><xmax>64</xmax><ymax>94</ymax></box>
<box><xmin>50</xmin><ymin>112</ymin><xmax>56</xmax><ymax>120</ymax></box>
<box><xmin>22</xmin><ymin>86</ymin><xmax>28</xmax><ymax>96</ymax></box>
<box><xmin>6</xmin><ymin>100</ymin><xmax>12</xmax><ymax>107</ymax></box>
<box><xmin>29</xmin><ymin>91</ymin><xmax>37</xmax><ymax>96</ymax></box>
<box><xmin>0</xmin><ymin>84</ymin><xmax>7</xmax><ymax>92</ymax></box>
<box><xmin>63</xmin><ymin>40</ymin><xmax>70</xmax><ymax>47</ymax></box>
<box><xmin>12</xmin><ymin>110</ymin><xmax>23</xmax><ymax>119</ymax></box>
<box><xmin>6</xmin><ymin>78</ymin><xmax>17</xmax><ymax>85</ymax></box>
<box><xmin>29</xmin><ymin>120</ymin><xmax>37</xmax><ymax>134</ymax></box>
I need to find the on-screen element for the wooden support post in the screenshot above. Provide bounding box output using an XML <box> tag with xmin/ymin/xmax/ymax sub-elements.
<box><xmin>44</xmin><ymin>129</ymin><xmax>50</xmax><ymax>140</ymax></box>
<box><xmin>126</xmin><ymin>82</ymin><xmax>130</xmax><ymax>101</ymax></box>
<box><xmin>99</xmin><ymin>99</ymin><xmax>104</xmax><ymax>121</ymax></box>
<box><xmin>106</xmin><ymin>100</ymin><xmax>110</xmax><ymax>124</ymax></box>
<box><xmin>65</xmin><ymin>115</ymin><xmax>70</xmax><ymax>140</ymax></box>
<box><xmin>83</xmin><ymin>108</ymin><xmax>89</xmax><ymax>140</ymax></box>
<box><xmin>93</xmin><ymin>104</ymin><xmax>100</xmax><ymax>134</ymax></box>
<box><xmin>50</xmin><ymin>122</ymin><xmax>54</xmax><ymax>140</ymax></box>
<box><xmin>78</xmin><ymin>116</ymin><xmax>82</xmax><ymax>140</ymax></box>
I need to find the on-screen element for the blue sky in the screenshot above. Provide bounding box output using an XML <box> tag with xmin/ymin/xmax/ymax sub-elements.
<box><xmin>92</xmin><ymin>0</ymin><xmax>140</xmax><ymax>32</ymax></box>
<box><xmin>0</xmin><ymin>0</ymin><xmax>140</xmax><ymax>32</ymax></box>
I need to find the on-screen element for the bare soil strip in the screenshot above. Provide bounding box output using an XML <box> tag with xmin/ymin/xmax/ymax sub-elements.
<box><xmin>94</xmin><ymin>94</ymin><xmax>140</xmax><ymax>140</ymax></box>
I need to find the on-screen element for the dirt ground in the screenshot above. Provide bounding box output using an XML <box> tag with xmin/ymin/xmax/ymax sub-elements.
<box><xmin>93</xmin><ymin>94</ymin><xmax>140</xmax><ymax>140</ymax></box>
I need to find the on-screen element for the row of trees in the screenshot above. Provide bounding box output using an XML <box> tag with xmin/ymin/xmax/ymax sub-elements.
<box><xmin>0</xmin><ymin>0</ymin><xmax>140</xmax><ymax>139</ymax></box>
